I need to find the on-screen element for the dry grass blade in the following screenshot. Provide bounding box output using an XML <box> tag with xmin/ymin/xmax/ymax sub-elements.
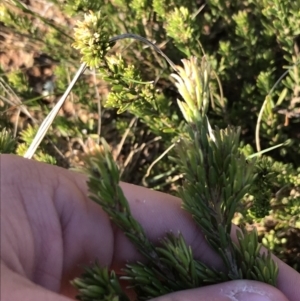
<box><xmin>113</xmin><ymin>116</ymin><xmax>137</xmax><ymax>161</ymax></box>
<box><xmin>0</xmin><ymin>78</ymin><xmax>36</xmax><ymax>123</ymax></box>
<box><xmin>92</xmin><ymin>68</ymin><xmax>102</xmax><ymax>144</ymax></box>
<box><xmin>23</xmin><ymin>62</ymin><xmax>87</xmax><ymax>159</ymax></box>
<box><xmin>110</xmin><ymin>34</ymin><xmax>177</xmax><ymax>71</ymax></box>
<box><xmin>121</xmin><ymin>136</ymin><xmax>162</xmax><ymax>178</ymax></box>
<box><xmin>142</xmin><ymin>139</ymin><xmax>178</xmax><ymax>185</ymax></box>
<box><xmin>255</xmin><ymin>60</ymin><xmax>300</xmax><ymax>152</ymax></box>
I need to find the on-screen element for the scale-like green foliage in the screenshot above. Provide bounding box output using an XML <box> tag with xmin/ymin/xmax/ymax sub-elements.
<box><xmin>72</xmin><ymin>262</ymin><xmax>130</xmax><ymax>301</ymax></box>
<box><xmin>73</xmin><ymin>52</ymin><xmax>279</xmax><ymax>300</ymax></box>
<box><xmin>76</xmin><ymin>125</ymin><xmax>278</xmax><ymax>299</ymax></box>
<box><xmin>0</xmin><ymin>128</ymin><xmax>17</xmax><ymax>153</ymax></box>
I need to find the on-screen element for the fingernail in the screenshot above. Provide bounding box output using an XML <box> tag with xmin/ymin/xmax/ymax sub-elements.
<box><xmin>233</xmin><ymin>291</ymin><xmax>272</xmax><ymax>301</ymax></box>
<box><xmin>223</xmin><ymin>282</ymin><xmax>278</xmax><ymax>301</ymax></box>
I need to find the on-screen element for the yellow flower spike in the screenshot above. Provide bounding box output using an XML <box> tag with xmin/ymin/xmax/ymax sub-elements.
<box><xmin>190</xmin><ymin>58</ymin><xmax>203</xmax><ymax>109</ymax></box>
<box><xmin>177</xmin><ymin>100</ymin><xmax>192</xmax><ymax>123</ymax></box>
<box><xmin>172</xmin><ymin>56</ymin><xmax>211</xmax><ymax>123</ymax></box>
<box><xmin>201</xmin><ymin>57</ymin><xmax>210</xmax><ymax>89</ymax></box>
<box><xmin>171</xmin><ymin>73</ymin><xmax>195</xmax><ymax>110</ymax></box>
<box><xmin>182</xmin><ymin>59</ymin><xmax>196</xmax><ymax>99</ymax></box>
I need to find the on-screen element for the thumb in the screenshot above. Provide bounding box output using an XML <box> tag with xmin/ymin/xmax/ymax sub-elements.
<box><xmin>151</xmin><ymin>280</ymin><xmax>290</xmax><ymax>301</ymax></box>
<box><xmin>2</xmin><ymin>262</ymin><xmax>290</xmax><ymax>301</ymax></box>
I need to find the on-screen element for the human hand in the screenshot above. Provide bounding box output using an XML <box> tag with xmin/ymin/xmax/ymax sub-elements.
<box><xmin>1</xmin><ymin>154</ymin><xmax>299</xmax><ymax>301</ymax></box>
